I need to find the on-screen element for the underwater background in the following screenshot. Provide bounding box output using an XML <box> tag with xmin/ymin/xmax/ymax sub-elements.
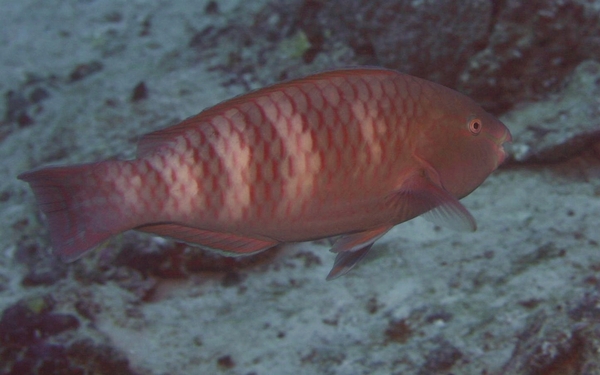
<box><xmin>2</xmin><ymin>0</ymin><xmax>600</xmax><ymax>374</ymax></box>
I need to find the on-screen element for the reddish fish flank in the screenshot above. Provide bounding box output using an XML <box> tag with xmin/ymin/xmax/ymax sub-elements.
<box><xmin>19</xmin><ymin>68</ymin><xmax>511</xmax><ymax>279</ymax></box>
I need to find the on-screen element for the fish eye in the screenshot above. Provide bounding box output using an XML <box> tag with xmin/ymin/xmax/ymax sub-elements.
<box><xmin>468</xmin><ymin>118</ymin><xmax>482</xmax><ymax>135</ymax></box>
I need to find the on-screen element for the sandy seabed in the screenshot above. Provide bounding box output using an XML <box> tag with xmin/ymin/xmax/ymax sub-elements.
<box><xmin>2</xmin><ymin>1</ymin><xmax>600</xmax><ymax>374</ymax></box>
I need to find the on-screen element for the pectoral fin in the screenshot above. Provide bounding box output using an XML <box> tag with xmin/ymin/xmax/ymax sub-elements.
<box><xmin>389</xmin><ymin>173</ymin><xmax>477</xmax><ymax>232</ymax></box>
<box><xmin>326</xmin><ymin>225</ymin><xmax>392</xmax><ymax>280</ymax></box>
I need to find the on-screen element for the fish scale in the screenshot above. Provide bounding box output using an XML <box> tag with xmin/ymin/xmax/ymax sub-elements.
<box><xmin>18</xmin><ymin>68</ymin><xmax>511</xmax><ymax>279</ymax></box>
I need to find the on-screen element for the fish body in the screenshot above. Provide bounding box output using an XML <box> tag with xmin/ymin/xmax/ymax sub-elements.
<box><xmin>19</xmin><ymin>68</ymin><xmax>511</xmax><ymax>279</ymax></box>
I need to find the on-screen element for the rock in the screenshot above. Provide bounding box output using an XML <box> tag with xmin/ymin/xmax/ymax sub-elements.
<box><xmin>28</xmin><ymin>87</ymin><xmax>50</xmax><ymax>104</ymax></box>
<box><xmin>185</xmin><ymin>0</ymin><xmax>600</xmax><ymax>115</ymax></box>
<box><xmin>319</xmin><ymin>0</ymin><xmax>494</xmax><ymax>88</ymax></box>
<box><xmin>499</xmin><ymin>309</ymin><xmax>600</xmax><ymax>374</ymax></box>
<box><xmin>419</xmin><ymin>338</ymin><xmax>463</xmax><ymax>374</ymax></box>
<box><xmin>67</xmin><ymin>339</ymin><xmax>139</xmax><ymax>375</ymax></box>
<box><xmin>0</xmin><ymin>296</ymin><xmax>79</xmax><ymax>348</ymax></box>
<box><xmin>322</xmin><ymin>0</ymin><xmax>600</xmax><ymax>113</ymax></box>
<box><xmin>0</xmin><ymin>296</ymin><xmax>139</xmax><ymax>375</ymax></box>
<box><xmin>69</xmin><ymin>61</ymin><xmax>104</xmax><ymax>82</ymax></box>
<box><xmin>15</xmin><ymin>242</ymin><xmax>68</xmax><ymax>287</ymax></box>
<box><xmin>3</xmin><ymin>79</ymin><xmax>52</xmax><ymax>130</ymax></box>
<box><xmin>459</xmin><ymin>0</ymin><xmax>600</xmax><ymax>113</ymax></box>
<box><xmin>4</xmin><ymin>90</ymin><xmax>31</xmax><ymax>125</ymax></box>
<box><xmin>131</xmin><ymin>81</ymin><xmax>148</xmax><ymax>102</ymax></box>
<box><xmin>502</xmin><ymin>60</ymin><xmax>600</xmax><ymax>163</ymax></box>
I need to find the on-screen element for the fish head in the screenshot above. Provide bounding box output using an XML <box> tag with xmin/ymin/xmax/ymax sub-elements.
<box><xmin>415</xmin><ymin>94</ymin><xmax>512</xmax><ymax>199</ymax></box>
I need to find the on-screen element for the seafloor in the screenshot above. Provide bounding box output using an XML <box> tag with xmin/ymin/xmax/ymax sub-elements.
<box><xmin>2</xmin><ymin>1</ymin><xmax>600</xmax><ymax>374</ymax></box>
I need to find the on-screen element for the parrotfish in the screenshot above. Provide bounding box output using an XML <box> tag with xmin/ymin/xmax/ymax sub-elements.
<box><xmin>18</xmin><ymin>68</ymin><xmax>511</xmax><ymax>280</ymax></box>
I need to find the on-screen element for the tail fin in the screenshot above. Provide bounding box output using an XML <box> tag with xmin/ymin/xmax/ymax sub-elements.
<box><xmin>18</xmin><ymin>163</ymin><xmax>125</xmax><ymax>261</ymax></box>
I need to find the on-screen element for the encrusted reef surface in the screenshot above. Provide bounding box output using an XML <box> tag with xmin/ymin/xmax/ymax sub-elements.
<box><xmin>2</xmin><ymin>0</ymin><xmax>600</xmax><ymax>374</ymax></box>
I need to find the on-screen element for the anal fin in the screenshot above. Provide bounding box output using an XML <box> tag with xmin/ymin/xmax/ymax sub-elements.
<box><xmin>137</xmin><ymin>223</ymin><xmax>279</xmax><ymax>256</ymax></box>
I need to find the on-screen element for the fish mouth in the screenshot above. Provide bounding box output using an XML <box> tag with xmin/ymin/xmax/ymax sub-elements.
<box><xmin>495</xmin><ymin>128</ymin><xmax>512</xmax><ymax>165</ymax></box>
